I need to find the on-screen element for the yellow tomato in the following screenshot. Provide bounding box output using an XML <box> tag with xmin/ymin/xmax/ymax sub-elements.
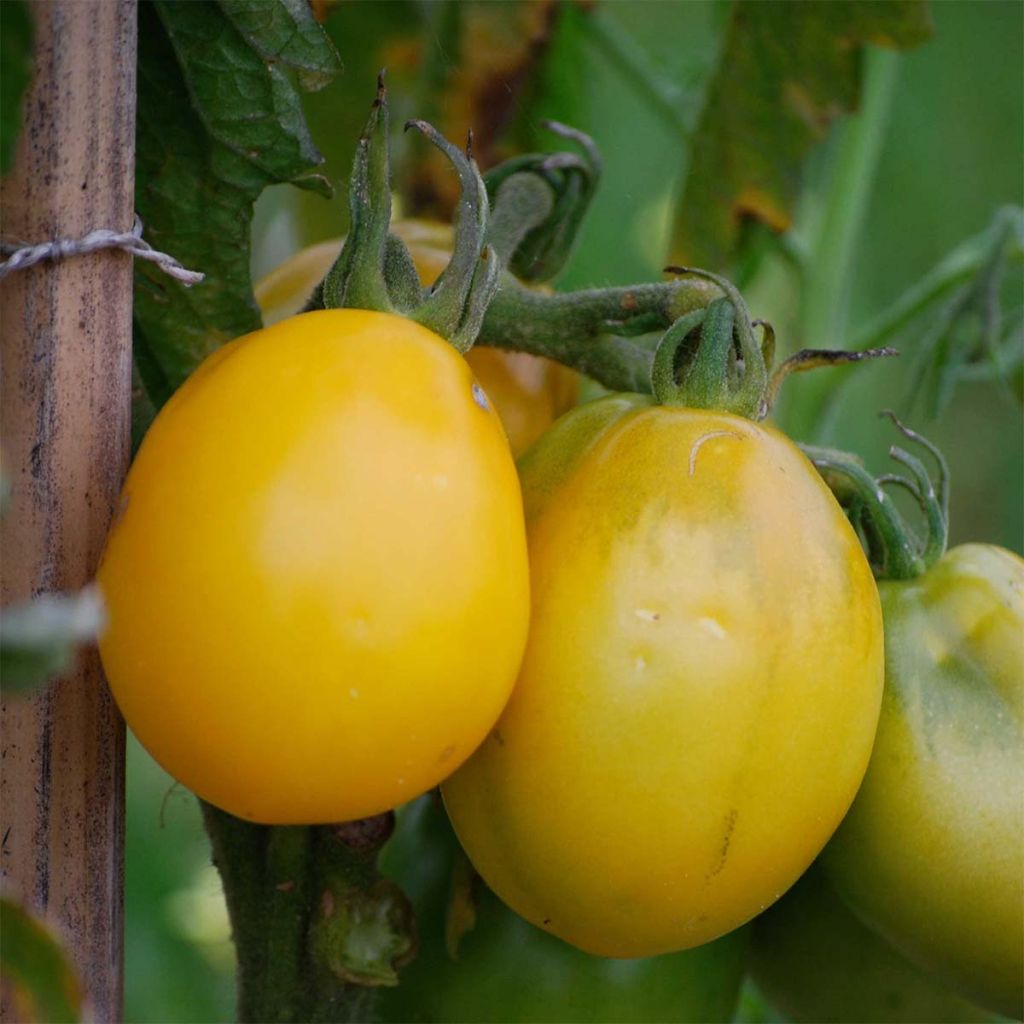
<box><xmin>99</xmin><ymin>309</ymin><xmax>530</xmax><ymax>824</ymax></box>
<box><xmin>442</xmin><ymin>394</ymin><xmax>884</xmax><ymax>957</ymax></box>
<box><xmin>254</xmin><ymin>221</ymin><xmax>577</xmax><ymax>457</ymax></box>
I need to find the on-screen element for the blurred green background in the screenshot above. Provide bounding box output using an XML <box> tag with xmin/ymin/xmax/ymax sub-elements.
<box><xmin>125</xmin><ymin>2</ymin><xmax>1022</xmax><ymax>1020</ymax></box>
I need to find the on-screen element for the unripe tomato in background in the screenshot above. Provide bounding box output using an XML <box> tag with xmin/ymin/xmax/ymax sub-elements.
<box><xmin>376</xmin><ymin>795</ymin><xmax>749</xmax><ymax>1023</ymax></box>
<box><xmin>99</xmin><ymin>309</ymin><xmax>529</xmax><ymax>823</ymax></box>
<box><xmin>750</xmin><ymin>864</ymin><xmax>999</xmax><ymax>1023</ymax></box>
<box><xmin>823</xmin><ymin>543</ymin><xmax>1024</xmax><ymax>1019</ymax></box>
<box><xmin>443</xmin><ymin>393</ymin><xmax>884</xmax><ymax>957</ymax></box>
<box><xmin>254</xmin><ymin>220</ymin><xmax>578</xmax><ymax>458</ymax></box>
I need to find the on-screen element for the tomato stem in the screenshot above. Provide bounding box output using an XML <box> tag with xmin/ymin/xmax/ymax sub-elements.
<box><xmin>478</xmin><ymin>274</ymin><xmax>720</xmax><ymax>393</ymax></box>
<box><xmin>201</xmin><ymin>804</ymin><xmax>413</xmax><ymax>1022</ymax></box>
<box><xmin>485</xmin><ymin>172</ymin><xmax>556</xmax><ymax>270</ymax></box>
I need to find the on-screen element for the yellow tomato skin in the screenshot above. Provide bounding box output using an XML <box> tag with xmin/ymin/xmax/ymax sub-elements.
<box><xmin>254</xmin><ymin>222</ymin><xmax>577</xmax><ymax>457</ymax></box>
<box><xmin>824</xmin><ymin>544</ymin><xmax>1024</xmax><ymax>1018</ymax></box>
<box><xmin>442</xmin><ymin>394</ymin><xmax>884</xmax><ymax>958</ymax></box>
<box><xmin>98</xmin><ymin>309</ymin><xmax>530</xmax><ymax>824</ymax></box>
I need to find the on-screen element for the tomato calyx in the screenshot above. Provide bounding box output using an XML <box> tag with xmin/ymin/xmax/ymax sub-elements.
<box><xmin>651</xmin><ymin>267</ymin><xmax>770</xmax><ymax>417</ymax></box>
<box><xmin>803</xmin><ymin>412</ymin><xmax>950</xmax><ymax>580</ymax></box>
<box><xmin>652</xmin><ymin>265</ymin><xmax>899</xmax><ymax>420</ymax></box>
<box><xmin>320</xmin><ymin>74</ymin><xmax>498</xmax><ymax>353</ymax></box>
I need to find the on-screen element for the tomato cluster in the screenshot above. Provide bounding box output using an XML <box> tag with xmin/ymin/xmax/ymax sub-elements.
<box><xmin>98</xmin><ymin>110</ymin><xmax>1022</xmax><ymax>1020</ymax></box>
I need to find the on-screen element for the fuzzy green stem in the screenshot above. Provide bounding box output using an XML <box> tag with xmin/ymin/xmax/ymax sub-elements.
<box><xmin>201</xmin><ymin>805</ymin><xmax>409</xmax><ymax>1023</ymax></box>
<box><xmin>201</xmin><ymin>803</ymin><xmax>269</xmax><ymax>1020</ymax></box>
<box><xmin>258</xmin><ymin>827</ymin><xmax>315</xmax><ymax>1022</ymax></box>
<box><xmin>685</xmin><ymin>299</ymin><xmax>737</xmax><ymax>408</ymax></box>
<box><xmin>323</xmin><ymin>76</ymin><xmax>393</xmax><ymax>313</ymax></box>
<box><xmin>650</xmin><ymin>308</ymin><xmax>708</xmax><ymax>405</ymax></box>
<box><xmin>477</xmin><ymin>275</ymin><xmax>720</xmax><ymax>393</ymax></box>
<box><xmin>408</xmin><ymin>120</ymin><xmax>493</xmax><ymax>345</ymax></box>
<box><xmin>655</xmin><ymin>267</ymin><xmax>769</xmax><ymax>416</ymax></box>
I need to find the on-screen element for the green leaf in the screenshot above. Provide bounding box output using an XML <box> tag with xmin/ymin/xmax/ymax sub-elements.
<box><xmin>0</xmin><ymin>588</ymin><xmax>104</xmax><ymax>696</ymax></box>
<box><xmin>0</xmin><ymin>898</ymin><xmax>83</xmax><ymax>1023</ymax></box>
<box><xmin>0</xmin><ymin>0</ymin><xmax>33</xmax><ymax>175</ymax></box>
<box><xmin>217</xmin><ymin>0</ymin><xmax>342</xmax><ymax>92</ymax></box>
<box><xmin>671</xmin><ymin>0</ymin><xmax>933</xmax><ymax>270</ymax></box>
<box><xmin>133</xmin><ymin>0</ymin><xmax>338</xmax><ymax>395</ymax></box>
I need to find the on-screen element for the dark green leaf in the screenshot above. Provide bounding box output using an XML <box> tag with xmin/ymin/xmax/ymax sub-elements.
<box><xmin>0</xmin><ymin>898</ymin><xmax>83</xmax><ymax>1023</ymax></box>
<box><xmin>134</xmin><ymin>0</ymin><xmax>338</xmax><ymax>394</ymax></box>
<box><xmin>672</xmin><ymin>0</ymin><xmax>933</xmax><ymax>269</ymax></box>
<box><xmin>0</xmin><ymin>589</ymin><xmax>104</xmax><ymax>696</ymax></box>
<box><xmin>0</xmin><ymin>0</ymin><xmax>34</xmax><ymax>175</ymax></box>
<box><xmin>217</xmin><ymin>0</ymin><xmax>342</xmax><ymax>92</ymax></box>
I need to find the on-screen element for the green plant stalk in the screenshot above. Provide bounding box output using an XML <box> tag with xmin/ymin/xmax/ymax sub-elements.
<box><xmin>477</xmin><ymin>274</ymin><xmax>721</xmax><ymax>393</ymax></box>
<box><xmin>782</xmin><ymin>47</ymin><xmax>900</xmax><ymax>439</ymax></box>
<box><xmin>201</xmin><ymin>805</ymin><xmax>409</xmax><ymax>1023</ymax></box>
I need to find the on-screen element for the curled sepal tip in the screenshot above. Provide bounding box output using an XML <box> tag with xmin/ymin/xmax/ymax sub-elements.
<box><xmin>484</xmin><ymin>123</ymin><xmax>602</xmax><ymax>283</ymax></box>
<box><xmin>802</xmin><ymin>413</ymin><xmax>950</xmax><ymax>581</ymax></box>
<box><xmin>878</xmin><ymin>409</ymin><xmax>950</xmax><ymax>568</ymax></box>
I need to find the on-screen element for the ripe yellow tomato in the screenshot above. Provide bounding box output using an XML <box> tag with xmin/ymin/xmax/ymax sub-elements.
<box><xmin>442</xmin><ymin>394</ymin><xmax>884</xmax><ymax>957</ymax></box>
<box><xmin>824</xmin><ymin>543</ymin><xmax>1024</xmax><ymax>1018</ymax></box>
<box><xmin>99</xmin><ymin>309</ymin><xmax>530</xmax><ymax>824</ymax></box>
<box><xmin>254</xmin><ymin>221</ymin><xmax>577</xmax><ymax>457</ymax></box>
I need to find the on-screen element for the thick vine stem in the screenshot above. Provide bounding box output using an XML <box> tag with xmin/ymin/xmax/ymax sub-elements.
<box><xmin>201</xmin><ymin>803</ymin><xmax>412</xmax><ymax>1023</ymax></box>
<box><xmin>477</xmin><ymin>274</ymin><xmax>721</xmax><ymax>394</ymax></box>
<box><xmin>801</xmin><ymin>413</ymin><xmax>950</xmax><ymax>581</ymax></box>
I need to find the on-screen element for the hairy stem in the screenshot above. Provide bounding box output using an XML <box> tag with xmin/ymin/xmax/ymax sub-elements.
<box><xmin>201</xmin><ymin>806</ymin><xmax>406</xmax><ymax>1023</ymax></box>
<box><xmin>476</xmin><ymin>275</ymin><xmax>720</xmax><ymax>392</ymax></box>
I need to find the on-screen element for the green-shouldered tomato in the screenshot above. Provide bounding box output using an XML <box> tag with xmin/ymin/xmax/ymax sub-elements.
<box><xmin>442</xmin><ymin>393</ymin><xmax>884</xmax><ymax>957</ymax></box>
<box><xmin>824</xmin><ymin>544</ymin><xmax>1024</xmax><ymax>1019</ymax></box>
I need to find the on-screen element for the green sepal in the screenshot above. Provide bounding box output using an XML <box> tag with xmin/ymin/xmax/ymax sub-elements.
<box><xmin>319</xmin><ymin>81</ymin><xmax>498</xmax><ymax>353</ymax></box>
<box><xmin>483</xmin><ymin>122</ymin><xmax>602</xmax><ymax>283</ymax></box>
<box><xmin>802</xmin><ymin>413</ymin><xmax>950</xmax><ymax>581</ymax></box>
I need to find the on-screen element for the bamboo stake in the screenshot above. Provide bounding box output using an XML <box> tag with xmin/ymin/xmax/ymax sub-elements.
<box><xmin>0</xmin><ymin>2</ymin><xmax>137</xmax><ymax>1020</ymax></box>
